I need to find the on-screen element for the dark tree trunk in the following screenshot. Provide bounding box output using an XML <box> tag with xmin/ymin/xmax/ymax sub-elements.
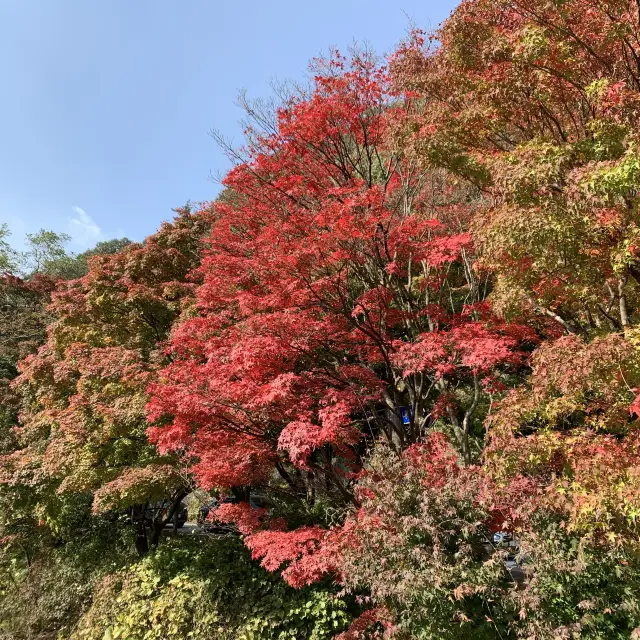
<box><xmin>231</xmin><ymin>485</ymin><xmax>250</xmax><ymax>502</ymax></box>
<box><xmin>172</xmin><ymin>510</ymin><xmax>179</xmax><ymax>535</ymax></box>
<box><xmin>135</xmin><ymin>530</ymin><xmax>149</xmax><ymax>556</ymax></box>
<box><xmin>149</xmin><ymin>519</ymin><xmax>165</xmax><ymax>548</ymax></box>
<box><xmin>149</xmin><ymin>491</ymin><xmax>188</xmax><ymax>548</ymax></box>
<box><xmin>132</xmin><ymin>503</ymin><xmax>150</xmax><ymax>557</ymax></box>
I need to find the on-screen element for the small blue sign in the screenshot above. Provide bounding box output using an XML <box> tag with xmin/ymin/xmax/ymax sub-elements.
<box><xmin>399</xmin><ymin>406</ymin><xmax>411</xmax><ymax>425</ymax></box>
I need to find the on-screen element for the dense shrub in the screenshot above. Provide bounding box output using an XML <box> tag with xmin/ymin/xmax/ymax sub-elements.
<box><xmin>338</xmin><ymin>438</ymin><xmax>514</xmax><ymax>639</ymax></box>
<box><xmin>509</xmin><ymin>525</ymin><xmax>640</xmax><ymax>639</ymax></box>
<box><xmin>337</xmin><ymin>438</ymin><xmax>640</xmax><ymax>639</ymax></box>
<box><xmin>0</xmin><ymin>507</ymin><xmax>134</xmax><ymax>640</ymax></box>
<box><xmin>71</xmin><ymin>535</ymin><xmax>352</xmax><ymax>640</ymax></box>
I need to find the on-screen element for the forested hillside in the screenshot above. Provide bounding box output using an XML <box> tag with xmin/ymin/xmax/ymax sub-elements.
<box><xmin>3</xmin><ymin>1</ymin><xmax>640</xmax><ymax>638</ymax></box>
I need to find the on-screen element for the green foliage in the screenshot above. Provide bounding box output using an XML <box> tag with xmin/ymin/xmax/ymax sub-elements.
<box><xmin>184</xmin><ymin>488</ymin><xmax>210</xmax><ymax>521</ymax></box>
<box><xmin>0</xmin><ymin>502</ymin><xmax>134</xmax><ymax>640</ymax></box>
<box><xmin>7</xmin><ymin>225</ymin><xmax>132</xmax><ymax>280</ymax></box>
<box><xmin>24</xmin><ymin>232</ymin><xmax>133</xmax><ymax>280</ymax></box>
<box><xmin>21</xmin><ymin>229</ymin><xmax>73</xmax><ymax>277</ymax></box>
<box><xmin>58</xmin><ymin>238</ymin><xmax>133</xmax><ymax>280</ymax></box>
<box><xmin>71</xmin><ymin>536</ymin><xmax>351</xmax><ymax>640</ymax></box>
<box><xmin>581</xmin><ymin>142</ymin><xmax>640</xmax><ymax>201</ymax></box>
<box><xmin>0</xmin><ymin>224</ymin><xmax>18</xmax><ymax>273</ymax></box>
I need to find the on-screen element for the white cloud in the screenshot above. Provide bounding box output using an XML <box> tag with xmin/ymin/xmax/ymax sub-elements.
<box><xmin>68</xmin><ymin>206</ymin><xmax>104</xmax><ymax>248</ymax></box>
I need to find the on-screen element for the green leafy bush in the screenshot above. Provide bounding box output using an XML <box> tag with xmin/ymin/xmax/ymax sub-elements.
<box><xmin>71</xmin><ymin>535</ymin><xmax>351</xmax><ymax>640</ymax></box>
<box><xmin>0</xmin><ymin>504</ymin><xmax>134</xmax><ymax>640</ymax></box>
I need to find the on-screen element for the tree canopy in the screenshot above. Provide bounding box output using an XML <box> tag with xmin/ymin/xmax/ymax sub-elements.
<box><xmin>5</xmin><ymin>1</ymin><xmax>640</xmax><ymax>638</ymax></box>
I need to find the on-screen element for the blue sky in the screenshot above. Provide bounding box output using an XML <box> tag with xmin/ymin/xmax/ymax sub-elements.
<box><xmin>0</xmin><ymin>0</ymin><xmax>456</xmax><ymax>252</ymax></box>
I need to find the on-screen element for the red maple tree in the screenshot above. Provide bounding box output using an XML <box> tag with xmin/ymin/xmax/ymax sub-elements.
<box><xmin>147</xmin><ymin>52</ymin><xmax>530</xmax><ymax>574</ymax></box>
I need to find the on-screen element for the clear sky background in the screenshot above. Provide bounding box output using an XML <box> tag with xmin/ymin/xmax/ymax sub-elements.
<box><xmin>0</xmin><ymin>0</ymin><xmax>457</xmax><ymax>252</ymax></box>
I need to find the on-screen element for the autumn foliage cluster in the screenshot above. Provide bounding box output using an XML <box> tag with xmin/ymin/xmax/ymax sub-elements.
<box><xmin>4</xmin><ymin>0</ymin><xmax>640</xmax><ymax>638</ymax></box>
